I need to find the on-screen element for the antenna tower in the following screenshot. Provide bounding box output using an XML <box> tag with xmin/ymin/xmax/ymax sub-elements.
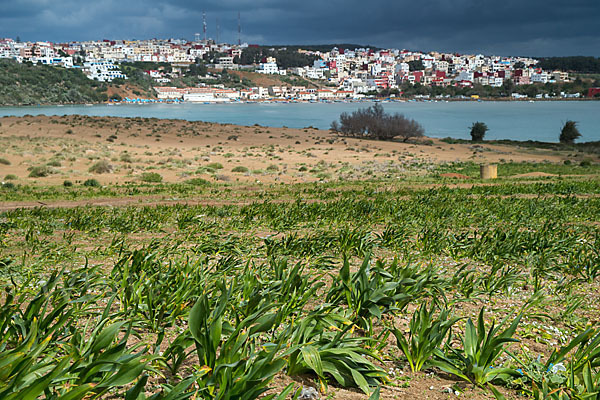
<box><xmin>238</xmin><ymin>12</ymin><xmax>241</xmax><ymax>45</ymax></box>
<box><xmin>202</xmin><ymin>12</ymin><xmax>207</xmax><ymax>41</ymax></box>
<box><xmin>216</xmin><ymin>18</ymin><xmax>220</xmax><ymax>43</ymax></box>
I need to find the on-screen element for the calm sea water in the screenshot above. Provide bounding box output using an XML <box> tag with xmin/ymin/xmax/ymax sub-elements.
<box><xmin>0</xmin><ymin>101</ymin><xmax>598</xmax><ymax>142</ymax></box>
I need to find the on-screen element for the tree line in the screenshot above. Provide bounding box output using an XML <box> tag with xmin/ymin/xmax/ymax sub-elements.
<box><xmin>239</xmin><ymin>47</ymin><xmax>319</xmax><ymax>69</ymax></box>
<box><xmin>538</xmin><ymin>57</ymin><xmax>600</xmax><ymax>74</ymax></box>
<box><xmin>375</xmin><ymin>78</ymin><xmax>599</xmax><ymax>99</ymax></box>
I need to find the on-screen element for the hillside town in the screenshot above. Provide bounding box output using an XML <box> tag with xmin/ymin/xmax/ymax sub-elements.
<box><xmin>0</xmin><ymin>37</ymin><xmax>593</xmax><ymax>102</ymax></box>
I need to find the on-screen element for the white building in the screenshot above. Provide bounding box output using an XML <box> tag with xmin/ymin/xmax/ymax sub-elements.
<box><xmin>183</xmin><ymin>88</ymin><xmax>239</xmax><ymax>102</ymax></box>
<box><xmin>154</xmin><ymin>87</ymin><xmax>185</xmax><ymax>99</ymax></box>
<box><xmin>33</xmin><ymin>56</ymin><xmax>74</xmax><ymax>68</ymax></box>
<box><xmin>531</xmin><ymin>72</ymin><xmax>549</xmax><ymax>84</ymax></box>
<box><xmin>257</xmin><ymin>62</ymin><xmax>280</xmax><ymax>74</ymax></box>
<box><xmin>83</xmin><ymin>60</ymin><xmax>127</xmax><ymax>82</ymax></box>
<box><xmin>455</xmin><ymin>71</ymin><xmax>474</xmax><ymax>82</ymax></box>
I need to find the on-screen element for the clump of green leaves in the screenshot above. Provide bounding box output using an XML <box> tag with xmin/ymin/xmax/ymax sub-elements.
<box><xmin>392</xmin><ymin>302</ymin><xmax>459</xmax><ymax>372</ymax></box>
<box><xmin>83</xmin><ymin>178</ymin><xmax>101</xmax><ymax>187</ymax></box>
<box><xmin>139</xmin><ymin>172</ymin><xmax>162</xmax><ymax>183</ymax></box>
<box><xmin>433</xmin><ymin>308</ymin><xmax>522</xmax><ymax>387</ymax></box>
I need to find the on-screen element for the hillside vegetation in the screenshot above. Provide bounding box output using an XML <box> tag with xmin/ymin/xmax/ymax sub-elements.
<box><xmin>538</xmin><ymin>56</ymin><xmax>600</xmax><ymax>74</ymax></box>
<box><xmin>0</xmin><ymin>59</ymin><xmax>150</xmax><ymax>105</ymax></box>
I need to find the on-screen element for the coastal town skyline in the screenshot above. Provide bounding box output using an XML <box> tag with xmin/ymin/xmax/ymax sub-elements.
<box><xmin>1</xmin><ymin>0</ymin><xmax>599</xmax><ymax>57</ymax></box>
<box><xmin>4</xmin><ymin>35</ymin><xmax>595</xmax><ymax>101</ymax></box>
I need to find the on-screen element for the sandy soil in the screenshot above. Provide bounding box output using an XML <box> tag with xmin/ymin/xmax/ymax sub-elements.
<box><xmin>0</xmin><ymin>115</ymin><xmax>575</xmax><ymax>186</ymax></box>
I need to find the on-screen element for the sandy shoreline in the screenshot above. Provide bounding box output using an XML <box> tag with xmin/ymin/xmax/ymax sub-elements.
<box><xmin>0</xmin><ymin>114</ymin><xmax>587</xmax><ymax>186</ymax></box>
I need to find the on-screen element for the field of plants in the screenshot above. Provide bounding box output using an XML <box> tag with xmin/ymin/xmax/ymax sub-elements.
<box><xmin>1</xmin><ymin>171</ymin><xmax>600</xmax><ymax>399</ymax></box>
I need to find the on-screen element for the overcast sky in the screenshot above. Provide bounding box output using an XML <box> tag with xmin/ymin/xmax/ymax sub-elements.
<box><xmin>1</xmin><ymin>0</ymin><xmax>598</xmax><ymax>56</ymax></box>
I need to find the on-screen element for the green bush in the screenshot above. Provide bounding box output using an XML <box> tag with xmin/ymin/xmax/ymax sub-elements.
<box><xmin>139</xmin><ymin>172</ymin><xmax>163</xmax><ymax>183</ymax></box>
<box><xmin>207</xmin><ymin>162</ymin><xmax>223</xmax><ymax>170</ymax></box>
<box><xmin>28</xmin><ymin>166</ymin><xmax>53</xmax><ymax>178</ymax></box>
<box><xmin>266</xmin><ymin>164</ymin><xmax>279</xmax><ymax>172</ymax></box>
<box><xmin>63</xmin><ymin>180</ymin><xmax>73</xmax><ymax>187</ymax></box>
<box><xmin>47</xmin><ymin>160</ymin><xmax>62</xmax><ymax>167</ymax></box>
<box><xmin>1</xmin><ymin>182</ymin><xmax>15</xmax><ymax>190</ymax></box>
<box><xmin>470</xmin><ymin>122</ymin><xmax>488</xmax><ymax>141</ymax></box>
<box><xmin>83</xmin><ymin>178</ymin><xmax>101</xmax><ymax>187</ymax></box>
<box><xmin>0</xmin><ymin>157</ymin><xmax>11</xmax><ymax>165</ymax></box>
<box><xmin>89</xmin><ymin>160</ymin><xmax>113</xmax><ymax>174</ymax></box>
<box><xmin>231</xmin><ymin>166</ymin><xmax>249</xmax><ymax>173</ymax></box>
<box><xmin>4</xmin><ymin>174</ymin><xmax>17</xmax><ymax>180</ymax></box>
<box><xmin>580</xmin><ymin>159</ymin><xmax>592</xmax><ymax>167</ymax></box>
<box><xmin>559</xmin><ymin>120</ymin><xmax>581</xmax><ymax>144</ymax></box>
<box><xmin>185</xmin><ymin>178</ymin><xmax>210</xmax><ymax>186</ymax></box>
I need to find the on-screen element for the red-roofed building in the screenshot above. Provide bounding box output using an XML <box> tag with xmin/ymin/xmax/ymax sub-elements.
<box><xmin>588</xmin><ymin>88</ymin><xmax>600</xmax><ymax>98</ymax></box>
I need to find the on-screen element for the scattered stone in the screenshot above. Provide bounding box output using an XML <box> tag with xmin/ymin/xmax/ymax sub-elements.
<box><xmin>299</xmin><ymin>386</ymin><xmax>319</xmax><ymax>400</ymax></box>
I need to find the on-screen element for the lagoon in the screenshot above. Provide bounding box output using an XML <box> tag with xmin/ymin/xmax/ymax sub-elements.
<box><xmin>0</xmin><ymin>101</ymin><xmax>598</xmax><ymax>142</ymax></box>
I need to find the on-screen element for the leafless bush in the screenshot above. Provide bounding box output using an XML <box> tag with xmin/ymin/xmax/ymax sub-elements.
<box><xmin>331</xmin><ymin>104</ymin><xmax>424</xmax><ymax>142</ymax></box>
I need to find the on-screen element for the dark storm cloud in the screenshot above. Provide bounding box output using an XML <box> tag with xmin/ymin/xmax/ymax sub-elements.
<box><xmin>0</xmin><ymin>0</ymin><xmax>598</xmax><ymax>56</ymax></box>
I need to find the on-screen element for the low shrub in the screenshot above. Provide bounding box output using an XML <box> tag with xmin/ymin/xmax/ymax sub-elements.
<box><xmin>331</xmin><ymin>103</ymin><xmax>425</xmax><ymax>141</ymax></box>
<box><xmin>63</xmin><ymin>180</ymin><xmax>73</xmax><ymax>187</ymax></box>
<box><xmin>139</xmin><ymin>172</ymin><xmax>163</xmax><ymax>183</ymax></box>
<box><xmin>231</xmin><ymin>166</ymin><xmax>249</xmax><ymax>173</ymax></box>
<box><xmin>83</xmin><ymin>178</ymin><xmax>100</xmax><ymax>187</ymax></box>
<box><xmin>207</xmin><ymin>162</ymin><xmax>223</xmax><ymax>170</ymax></box>
<box><xmin>0</xmin><ymin>157</ymin><xmax>11</xmax><ymax>165</ymax></box>
<box><xmin>4</xmin><ymin>174</ymin><xmax>17</xmax><ymax>180</ymax></box>
<box><xmin>89</xmin><ymin>160</ymin><xmax>113</xmax><ymax>174</ymax></box>
<box><xmin>28</xmin><ymin>166</ymin><xmax>53</xmax><ymax>178</ymax></box>
<box><xmin>47</xmin><ymin>160</ymin><xmax>62</xmax><ymax>167</ymax></box>
<box><xmin>185</xmin><ymin>178</ymin><xmax>210</xmax><ymax>186</ymax></box>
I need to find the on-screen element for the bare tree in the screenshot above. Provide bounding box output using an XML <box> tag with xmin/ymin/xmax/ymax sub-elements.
<box><xmin>330</xmin><ymin>104</ymin><xmax>424</xmax><ymax>142</ymax></box>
